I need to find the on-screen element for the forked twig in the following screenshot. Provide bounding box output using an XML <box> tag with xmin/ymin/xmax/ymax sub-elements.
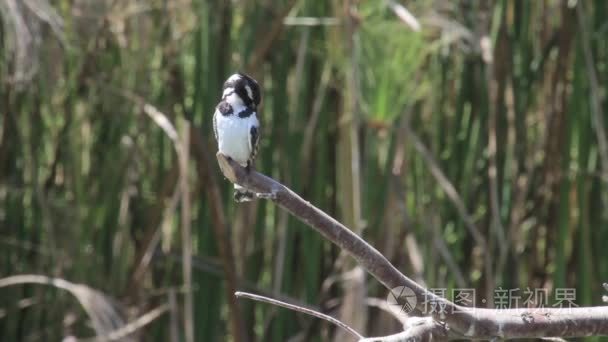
<box><xmin>217</xmin><ymin>152</ymin><xmax>608</xmax><ymax>340</ymax></box>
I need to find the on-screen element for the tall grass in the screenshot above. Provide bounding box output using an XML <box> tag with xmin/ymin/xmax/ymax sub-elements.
<box><xmin>1</xmin><ymin>0</ymin><xmax>607</xmax><ymax>340</ymax></box>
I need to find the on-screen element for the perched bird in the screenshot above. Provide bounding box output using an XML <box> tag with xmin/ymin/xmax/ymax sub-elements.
<box><xmin>213</xmin><ymin>72</ymin><xmax>261</xmax><ymax>202</ymax></box>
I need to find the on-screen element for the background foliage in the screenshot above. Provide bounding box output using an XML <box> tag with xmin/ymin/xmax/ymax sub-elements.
<box><xmin>1</xmin><ymin>0</ymin><xmax>607</xmax><ymax>341</ymax></box>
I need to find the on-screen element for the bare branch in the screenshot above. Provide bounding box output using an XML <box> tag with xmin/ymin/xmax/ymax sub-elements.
<box><xmin>235</xmin><ymin>291</ymin><xmax>364</xmax><ymax>340</ymax></box>
<box><xmin>217</xmin><ymin>153</ymin><xmax>608</xmax><ymax>340</ymax></box>
<box><xmin>216</xmin><ymin>152</ymin><xmax>447</xmax><ymax>313</ymax></box>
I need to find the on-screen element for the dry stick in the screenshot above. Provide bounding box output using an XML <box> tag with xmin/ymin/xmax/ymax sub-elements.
<box><xmin>235</xmin><ymin>291</ymin><xmax>364</xmax><ymax>340</ymax></box>
<box><xmin>217</xmin><ymin>153</ymin><xmax>608</xmax><ymax>340</ymax></box>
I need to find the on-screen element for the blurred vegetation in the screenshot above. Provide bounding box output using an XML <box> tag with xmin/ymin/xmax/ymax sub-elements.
<box><xmin>1</xmin><ymin>0</ymin><xmax>607</xmax><ymax>341</ymax></box>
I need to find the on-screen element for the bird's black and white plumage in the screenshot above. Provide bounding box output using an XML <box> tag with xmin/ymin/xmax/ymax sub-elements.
<box><xmin>213</xmin><ymin>72</ymin><xmax>261</xmax><ymax>202</ymax></box>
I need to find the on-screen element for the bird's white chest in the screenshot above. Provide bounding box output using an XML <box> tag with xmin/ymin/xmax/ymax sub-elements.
<box><xmin>215</xmin><ymin>112</ymin><xmax>258</xmax><ymax>166</ymax></box>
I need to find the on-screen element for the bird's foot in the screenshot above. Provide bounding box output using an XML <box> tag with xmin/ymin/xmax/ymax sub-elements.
<box><xmin>255</xmin><ymin>191</ymin><xmax>277</xmax><ymax>200</ymax></box>
<box><xmin>234</xmin><ymin>190</ymin><xmax>254</xmax><ymax>203</ymax></box>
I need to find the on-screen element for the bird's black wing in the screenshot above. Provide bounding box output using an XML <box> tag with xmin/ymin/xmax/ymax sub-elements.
<box><xmin>249</xmin><ymin>125</ymin><xmax>259</xmax><ymax>163</ymax></box>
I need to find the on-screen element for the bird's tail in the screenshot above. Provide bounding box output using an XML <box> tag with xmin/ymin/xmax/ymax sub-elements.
<box><xmin>234</xmin><ymin>184</ymin><xmax>254</xmax><ymax>202</ymax></box>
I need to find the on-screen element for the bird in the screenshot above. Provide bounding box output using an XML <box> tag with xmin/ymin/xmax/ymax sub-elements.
<box><xmin>213</xmin><ymin>72</ymin><xmax>261</xmax><ymax>202</ymax></box>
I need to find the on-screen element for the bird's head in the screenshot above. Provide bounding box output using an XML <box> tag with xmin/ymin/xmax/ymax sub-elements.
<box><xmin>222</xmin><ymin>72</ymin><xmax>261</xmax><ymax>110</ymax></box>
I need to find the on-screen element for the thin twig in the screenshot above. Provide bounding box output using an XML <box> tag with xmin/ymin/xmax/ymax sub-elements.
<box><xmin>235</xmin><ymin>291</ymin><xmax>364</xmax><ymax>340</ymax></box>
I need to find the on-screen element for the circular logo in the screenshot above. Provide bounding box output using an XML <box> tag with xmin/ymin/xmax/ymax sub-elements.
<box><xmin>387</xmin><ymin>286</ymin><xmax>417</xmax><ymax>313</ymax></box>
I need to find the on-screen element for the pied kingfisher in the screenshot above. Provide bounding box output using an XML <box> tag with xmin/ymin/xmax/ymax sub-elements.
<box><xmin>213</xmin><ymin>72</ymin><xmax>261</xmax><ymax>202</ymax></box>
